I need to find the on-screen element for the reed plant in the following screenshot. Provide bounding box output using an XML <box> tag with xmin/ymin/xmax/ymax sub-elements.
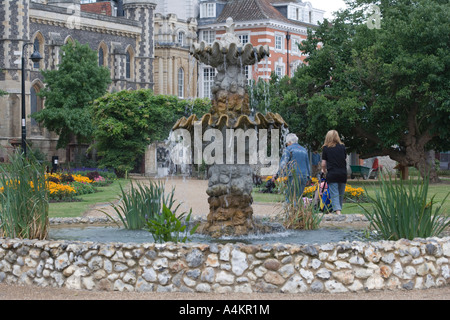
<box><xmin>279</xmin><ymin>168</ymin><xmax>323</xmax><ymax>230</ymax></box>
<box><xmin>103</xmin><ymin>180</ymin><xmax>179</xmax><ymax>230</ymax></box>
<box><xmin>0</xmin><ymin>151</ymin><xmax>49</xmax><ymax>239</ymax></box>
<box><xmin>360</xmin><ymin>173</ymin><xmax>450</xmax><ymax>241</ymax></box>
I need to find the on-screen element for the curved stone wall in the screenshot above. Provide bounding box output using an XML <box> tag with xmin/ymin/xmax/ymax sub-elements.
<box><xmin>0</xmin><ymin>217</ymin><xmax>449</xmax><ymax>294</ymax></box>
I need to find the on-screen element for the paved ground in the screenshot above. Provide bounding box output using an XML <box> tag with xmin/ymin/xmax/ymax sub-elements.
<box><xmin>1</xmin><ymin>282</ymin><xmax>449</xmax><ymax>300</ymax></box>
<box><xmin>1</xmin><ymin>176</ymin><xmax>449</xmax><ymax>300</ymax></box>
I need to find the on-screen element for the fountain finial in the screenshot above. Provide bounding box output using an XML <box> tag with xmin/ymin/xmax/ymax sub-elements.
<box><xmin>220</xmin><ymin>17</ymin><xmax>240</xmax><ymax>47</ymax></box>
<box><xmin>225</xmin><ymin>17</ymin><xmax>234</xmax><ymax>34</ymax></box>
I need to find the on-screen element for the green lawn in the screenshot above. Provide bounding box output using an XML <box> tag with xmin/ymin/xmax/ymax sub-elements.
<box><xmin>253</xmin><ymin>178</ymin><xmax>450</xmax><ymax>216</ymax></box>
<box><xmin>47</xmin><ymin>177</ymin><xmax>449</xmax><ymax>218</ymax></box>
<box><xmin>49</xmin><ymin>179</ymin><xmax>130</xmax><ymax>218</ymax></box>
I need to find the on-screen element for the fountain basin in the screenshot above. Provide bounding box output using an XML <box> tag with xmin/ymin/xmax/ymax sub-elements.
<box><xmin>48</xmin><ymin>224</ymin><xmax>370</xmax><ymax>245</ymax></box>
<box><xmin>1</xmin><ymin>216</ymin><xmax>449</xmax><ymax>294</ymax></box>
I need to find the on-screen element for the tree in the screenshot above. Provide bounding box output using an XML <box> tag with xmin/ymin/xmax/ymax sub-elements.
<box><xmin>279</xmin><ymin>0</ymin><xmax>450</xmax><ymax>182</ymax></box>
<box><xmin>91</xmin><ymin>89</ymin><xmax>210</xmax><ymax>177</ymax></box>
<box><xmin>31</xmin><ymin>40</ymin><xmax>111</xmax><ymax>149</ymax></box>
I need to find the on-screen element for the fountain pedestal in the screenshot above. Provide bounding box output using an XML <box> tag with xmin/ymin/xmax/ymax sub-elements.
<box><xmin>198</xmin><ymin>164</ymin><xmax>255</xmax><ymax>237</ymax></box>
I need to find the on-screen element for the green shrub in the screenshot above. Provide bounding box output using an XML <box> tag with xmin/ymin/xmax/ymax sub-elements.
<box><xmin>360</xmin><ymin>174</ymin><xmax>450</xmax><ymax>241</ymax></box>
<box><xmin>71</xmin><ymin>181</ymin><xmax>96</xmax><ymax>195</ymax></box>
<box><xmin>91</xmin><ymin>89</ymin><xmax>211</xmax><ymax>178</ymax></box>
<box><xmin>145</xmin><ymin>204</ymin><xmax>198</xmax><ymax>243</ymax></box>
<box><xmin>0</xmin><ymin>151</ymin><xmax>49</xmax><ymax>239</ymax></box>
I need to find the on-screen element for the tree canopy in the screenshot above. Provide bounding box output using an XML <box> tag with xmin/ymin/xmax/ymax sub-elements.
<box><xmin>91</xmin><ymin>89</ymin><xmax>210</xmax><ymax>177</ymax></box>
<box><xmin>31</xmin><ymin>40</ymin><xmax>111</xmax><ymax>149</ymax></box>
<box><xmin>269</xmin><ymin>0</ymin><xmax>450</xmax><ymax>181</ymax></box>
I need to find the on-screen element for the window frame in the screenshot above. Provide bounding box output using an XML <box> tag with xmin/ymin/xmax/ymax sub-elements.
<box><xmin>238</xmin><ymin>34</ymin><xmax>249</xmax><ymax>45</ymax></box>
<box><xmin>275</xmin><ymin>65</ymin><xmax>284</xmax><ymax>78</ymax></box>
<box><xmin>178</xmin><ymin>31</ymin><xmax>186</xmax><ymax>46</ymax></box>
<box><xmin>203</xmin><ymin>67</ymin><xmax>215</xmax><ymax>99</ymax></box>
<box><xmin>275</xmin><ymin>34</ymin><xmax>283</xmax><ymax>51</ymax></box>
<box><xmin>125</xmin><ymin>51</ymin><xmax>131</xmax><ymax>79</ymax></box>
<box><xmin>178</xmin><ymin>68</ymin><xmax>184</xmax><ymax>98</ymax></box>
<box><xmin>200</xmin><ymin>2</ymin><xmax>216</xmax><ymax>18</ymax></box>
<box><xmin>201</xmin><ymin>30</ymin><xmax>216</xmax><ymax>44</ymax></box>
<box><xmin>98</xmin><ymin>47</ymin><xmax>104</xmax><ymax>66</ymax></box>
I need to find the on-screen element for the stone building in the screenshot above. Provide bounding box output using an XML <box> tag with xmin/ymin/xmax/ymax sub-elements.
<box><xmin>152</xmin><ymin>0</ymin><xmax>198</xmax><ymax>99</ymax></box>
<box><xmin>0</xmin><ymin>0</ymin><xmax>155</xmax><ymax>163</ymax></box>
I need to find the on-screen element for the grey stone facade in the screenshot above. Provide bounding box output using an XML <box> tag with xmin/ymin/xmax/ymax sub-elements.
<box><xmin>0</xmin><ymin>0</ymin><xmax>155</xmax><ymax>163</ymax></box>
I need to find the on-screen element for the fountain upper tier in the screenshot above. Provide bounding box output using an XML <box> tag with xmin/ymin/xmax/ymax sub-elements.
<box><xmin>174</xmin><ymin>17</ymin><xmax>287</xmax><ymax>131</ymax></box>
<box><xmin>191</xmin><ymin>36</ymin><xmax>270</xmax><ymax>69</ymax></box>
<box><xmin>191</xmin><ymin>17</ymin><xmax>270</xmax><ymax>69</ymax></box>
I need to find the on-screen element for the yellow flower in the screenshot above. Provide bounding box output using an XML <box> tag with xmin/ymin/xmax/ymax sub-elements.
<box><xmin>72</xmin><ymin>175</ymin><xmax>93</xmax><ymax>184</ymax></box>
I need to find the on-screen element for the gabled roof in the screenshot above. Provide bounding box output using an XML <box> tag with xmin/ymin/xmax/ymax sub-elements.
<box><xmin>215</xmin><ymin>0</ymin><xmax>317</xmax><ymax>28</ymax></box>
<box><xmin>216</xmin><ymin>0</ymin><xmax>282</xmax><ymax>22</ymax></box>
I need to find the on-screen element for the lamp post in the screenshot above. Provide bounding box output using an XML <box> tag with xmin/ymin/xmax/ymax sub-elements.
<box><xmin>286</xmin><ymin>31</ymin><xmax>291</xmax><ymax>77</ymax></box>
<box><xmin>21</xmin><ymin>42</ymin><xmax>42</xmax><ymax>157</ymax></box>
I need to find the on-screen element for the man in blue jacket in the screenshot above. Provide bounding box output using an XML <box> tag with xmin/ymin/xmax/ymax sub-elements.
<box><xmin>273</xmin><ymin>133</ymin><xmax>311</xmax><ymax>204</ymax></box>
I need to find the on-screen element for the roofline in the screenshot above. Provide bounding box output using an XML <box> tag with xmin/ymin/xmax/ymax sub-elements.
<box><xmin>198</xmin><ymin>18</ymin><xmax>315</xmax><ymax>35</ymax></box>
<box><xmin>270</xmin><ymin>1</ymin><xmax>326</xmax><ymax>13</ymax></box>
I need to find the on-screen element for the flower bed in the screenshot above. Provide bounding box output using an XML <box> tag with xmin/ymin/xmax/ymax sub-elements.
<box><xmin>46</xmin><ymin>173</ymin><xmax>98</xmax><ymax>201</ymax></box>
<box><xmin>264</xmin><ymin>176</ymin><xmax>367</xmax><ymax>202</ymax></box>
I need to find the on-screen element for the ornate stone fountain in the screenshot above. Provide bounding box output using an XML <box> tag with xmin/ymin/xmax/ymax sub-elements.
<box><xmin>173</xmin><ymin>18</ymin><xmax>287</xmax><ymax>237</ymax></box>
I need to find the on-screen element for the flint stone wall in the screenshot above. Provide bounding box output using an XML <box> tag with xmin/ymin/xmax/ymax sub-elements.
<box><xmin>0</xmin><ymin>218</ymin><xmax>449</xmax><ymax>294</ymax></box>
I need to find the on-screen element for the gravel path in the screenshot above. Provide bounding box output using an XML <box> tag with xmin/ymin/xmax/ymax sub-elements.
<box><xmin>83</xmin><ymin>177</ymin><xmax>283</xmax><ymax>220</ymax></box>
<box><xmin>1</xmin><ymin>176</ymin><xmax>449</xmax><ymax>300</ymax></box>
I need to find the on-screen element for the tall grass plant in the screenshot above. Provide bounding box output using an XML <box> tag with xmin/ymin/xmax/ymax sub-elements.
<box><xmin>103</xmin><ymin>180</ymin><xmax>179</xmax><ymax>230</ymax></box>
<box><xmin>279</xmin><ymin>169</ymin><xmax>323</xmax><ymax>230</ymax></box>
<box><xmin>360</xmin><ymin>173</ymin><xmax>450</xmax><ymax>241</ymax></box>
<box><xmin>0</xmin><ymin>151</ymin><xmax>49</xmax><ymax>239</ymax></box>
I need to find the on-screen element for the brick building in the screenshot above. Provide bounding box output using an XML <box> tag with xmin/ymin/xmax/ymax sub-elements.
<box><xmin>196</xmin><ymin>0</ymin><xmax>325</xmax><ymax>99</ymax></box>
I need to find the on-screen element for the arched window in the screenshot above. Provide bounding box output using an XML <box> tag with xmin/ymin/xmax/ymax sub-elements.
<box><xmin>125</xmin><ymin>51</ymin><xmax>131</xmax><ymax>79</ymax></box>
<box><xmin>98</xmin><ymin>42</ymin><xmax>108</xmax><ymax>67</ymax></box>
<box><xmin>32</xmin><ymin>34</ymin><xmax>45</xmax><ymax>69</ymax></box>
<box><xmin>98</xmin><ymin>47</ymin><xmax>104</xmax><ymax>66</ymax></box>
<box><xmin>178</xmin><ymin>68</ymin><xmax>184</xmax><ymax>98</ymax></box>
<box><xmin>125</xmin><ymin>46</ymin><xmax>135</xmax><ymax>80</ymax></box>
<box><xmin>64</xmin><ymin>36</ymin><xmax>74</xmax><ymax>45</ymax></box>
<box><xmin>33</xmin><ymin>38</ymin><xmax>40</xmax><ymax>69</ymax></box>
<box><xmin>30</xmin><ymin>83</ymin><xmax>43</xmax><ymax>133</ymax></box>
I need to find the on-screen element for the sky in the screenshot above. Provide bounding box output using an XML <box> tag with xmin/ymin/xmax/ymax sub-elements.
<box><xmin>309</xmin><ymin>0</ymin><xmax>348</xmax><ymax>19</ymax></box>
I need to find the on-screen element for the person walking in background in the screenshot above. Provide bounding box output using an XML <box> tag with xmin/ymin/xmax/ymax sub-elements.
<box><xmin>273</xmin><ymin>133</ymin><xmax>311</xmax><ymax>204</ymax></box>
<box><xmin>312</xmin><ymin>150</ymin><xmax>321</xmax><ymax>178</ymax></box>
<box><xmin>321</xmin><ymin>130</ymin><xmax>347</xmax><ymax>215</ymax></box>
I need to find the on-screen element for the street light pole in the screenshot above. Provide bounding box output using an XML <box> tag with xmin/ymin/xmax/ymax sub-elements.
<box><xmin>21</xmin><ymin>42</ymin><xmax>42</xmax><ymax>157</ymax></box>
<box><xmin>286</xmin><ymin>31</ymin><xmax>291</xmax><ymax>77</ymax></box>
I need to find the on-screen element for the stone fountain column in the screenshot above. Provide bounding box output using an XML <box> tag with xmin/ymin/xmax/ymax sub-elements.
<box><xmin>172</xmin><ymin>18</ymin><xmax>287</xmax><ymax>238</ymax></box>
